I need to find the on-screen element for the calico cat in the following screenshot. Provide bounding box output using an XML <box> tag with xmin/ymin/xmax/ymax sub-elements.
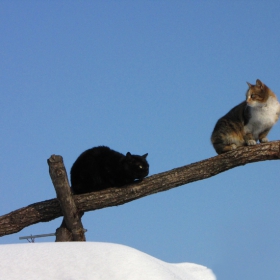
<box><xmin>211</xmin><ymin>79</ymin><xmax>280</xmax><ymax>154</ymax></box>
<box><xmin>70</xmin><ymin>146</ymin><xmax>149</xmax><ymax>194</ymax></box>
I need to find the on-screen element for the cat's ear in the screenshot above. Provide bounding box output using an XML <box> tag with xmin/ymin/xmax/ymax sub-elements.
<box><xmin>247</xmin><ymin>82</ymin><xmax>252</xmax><ymax>88</ymax></box>
<box><xmin>142</xmin><ymin>153</ymin><xmax>148</xmax><ymax>159</ymax></box>
<box><xmin>256</xmin><ymin>79</ymin><xmax>263</xmax><ymax>88</ymax></box>
<box><xmin>126</xmin><ymin>152</ymin><xmax>132</xmax><ymax>158</ymax></box>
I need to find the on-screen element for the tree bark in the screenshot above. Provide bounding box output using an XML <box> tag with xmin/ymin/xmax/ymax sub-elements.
<box><xmin>55</xmin><ymin>219</ymin><xmax>77</xmax><ymax>242</ymax></box>
<box><xmin>48</xmin><ymin>155</ymin><xmax>86</xmax><ymax>241</ymax></box>
<box><xmin>0</xmin><ymin>141</ymin><xmax>279</xmax><ymax>237</ymax></box>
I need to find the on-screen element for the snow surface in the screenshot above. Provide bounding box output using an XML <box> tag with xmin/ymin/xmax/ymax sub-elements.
<box><xmin>0</xmin><ymin>242</ymin><xmax>216</xmax><ymax>280</ymax></box>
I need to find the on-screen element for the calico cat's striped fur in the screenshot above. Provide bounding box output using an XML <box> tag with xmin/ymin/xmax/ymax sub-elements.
<box><xmin>211</xmin><ymin>79</ymin><xmax>280</xmax><ymax>154</ymax></box>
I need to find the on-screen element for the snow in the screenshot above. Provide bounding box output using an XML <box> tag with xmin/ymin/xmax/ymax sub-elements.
<box><xmin>0</xmin><ymin>242</ymin><xmax>216</xmax><ymax>280</ymax></box>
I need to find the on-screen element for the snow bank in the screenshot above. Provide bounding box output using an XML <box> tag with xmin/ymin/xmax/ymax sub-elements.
<box><xmin>0</xmin><ymin>242</ymin><xmax>216</xmax><ymax>280</ymax></box>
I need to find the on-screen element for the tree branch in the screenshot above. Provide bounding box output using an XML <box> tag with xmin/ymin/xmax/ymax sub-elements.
<box><xmin>48</xmin><ymin>155</ymin><xmax>86</xmax><ymax>241</ymax></box>
<box><xmin>1</xmin><ymin>141</ymin><xmax>280</xmax><ymax>237</ymax></box>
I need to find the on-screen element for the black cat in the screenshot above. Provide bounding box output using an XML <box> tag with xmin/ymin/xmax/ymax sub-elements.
<box><xmin>70</xmin><ymin>146</ymin><xmax>149</xmax><ymax>194</ymax></box>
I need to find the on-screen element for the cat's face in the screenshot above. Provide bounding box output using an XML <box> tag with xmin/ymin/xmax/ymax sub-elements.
<box><xmin>246</xmin><ymin>79</ymin><xmax>269</xmax><ymax>108</ymax></box>
<box><xmin>124</xmin><ymin>152</ymin><xmax>149</xmax><ymax>180</ymax></box>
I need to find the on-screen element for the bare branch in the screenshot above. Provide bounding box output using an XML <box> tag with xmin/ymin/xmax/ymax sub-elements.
<box><xmin>48</xmin><ymin>155</ymin><xmax>86</xmax><ymax>241</ymax></box>
<box><xmin>1</xmin><ymin>141</ymin><xmax>279</xmax><ymax>237</ymax></box>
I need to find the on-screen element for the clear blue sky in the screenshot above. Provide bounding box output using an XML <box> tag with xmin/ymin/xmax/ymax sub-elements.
<box><xmin>1</xmin><ymin>1</ymin><xmax>280</xmax><ymax>279</ymax></box>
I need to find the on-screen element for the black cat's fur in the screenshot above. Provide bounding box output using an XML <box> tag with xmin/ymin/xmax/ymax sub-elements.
<box><xmin>70</xmin><ymin>146</ymin><xmax>149</xmax><ymax>194</ymax></box>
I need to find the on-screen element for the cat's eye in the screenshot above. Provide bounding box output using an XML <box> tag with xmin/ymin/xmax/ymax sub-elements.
<box><xmin>251</xmin><ymin>94</ymin><xmax>256</xmax><ymax>98</ymax></box>
<box><xmin>139</xmin><ymin>165</ymin><xmax>143</xmax><ymax>169</ymax></box>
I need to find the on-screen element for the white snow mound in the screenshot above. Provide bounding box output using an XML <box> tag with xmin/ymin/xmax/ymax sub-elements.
<box><xmin>0</xmin><ymin>242</ymin><xmax>216</xmax><ymax>280</ymax></box>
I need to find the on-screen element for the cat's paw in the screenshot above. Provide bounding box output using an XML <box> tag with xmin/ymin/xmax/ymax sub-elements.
<box><xmin>230</xmin><ymin>144</ymin><xmax>237</xmax><ymax>150</ymax></box>
<box><xmin>246</xmin><ymin>139</ymin><xmax>257</xmax><ymax>146</ymax></box>
<box><xmin>222</xmin><ymin>144</ymin><xmax>237</xmax><ymax>154</ymax></box>
<box><xmin>260</xmin><ymin>137</ymin><xmax>269</xmax><ymax>143</ymax></box>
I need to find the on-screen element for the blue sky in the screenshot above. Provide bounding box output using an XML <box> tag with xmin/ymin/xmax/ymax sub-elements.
<box><xmin>1</xmin><ymin>1</ymin><xmax>280</xmax><ymax>279</ymax></box>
